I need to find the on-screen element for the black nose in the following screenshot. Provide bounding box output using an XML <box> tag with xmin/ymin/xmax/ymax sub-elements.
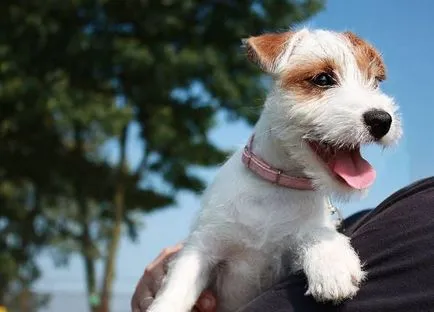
<box><xmin>363</xmin><ymin>109</ymin><xmax>392</xmax><ymax>139</ymax></box>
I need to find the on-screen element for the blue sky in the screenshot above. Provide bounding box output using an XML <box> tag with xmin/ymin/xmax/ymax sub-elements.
<box><xmin>36</xmin><ymin>1</ymin><xmax>434</xmax><ymax>310</ymax></box>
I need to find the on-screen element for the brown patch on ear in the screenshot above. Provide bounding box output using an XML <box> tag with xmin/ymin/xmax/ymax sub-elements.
<box><xmin>280</xmin><ymin>58</ymin><xmax>340</xmax><ymax>102</ymax></box>
<box><xmin>343</xmin><ymin>32</ymin><xmax>386</xmax><ymax>82</ymax></box>
<box><xmin>243</xmin><ymin>32</ymin><xmax>293</xmax><ymax>73</ymax></box>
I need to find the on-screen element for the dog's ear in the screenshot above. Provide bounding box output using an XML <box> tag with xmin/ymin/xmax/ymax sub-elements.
<box><xmin>242</xmin><ymin>32</ymin><xmax>293</xmax><ymax>74</ymax></box>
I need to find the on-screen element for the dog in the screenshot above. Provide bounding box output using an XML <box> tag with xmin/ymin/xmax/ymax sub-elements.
<box><xmin>148</xmin><ymin>28</ymin><xmax>402</xmax><ymax>312</ymax></box>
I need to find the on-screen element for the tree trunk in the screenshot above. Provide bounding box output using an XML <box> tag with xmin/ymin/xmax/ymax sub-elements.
<box><xmin>83</xmin><ymin>229</ymin><xmax>98</xmax><ymax>312</ymax></box>
<box><xmin>99</xmin><ymin>126</ymin><xmax>128</xmax><ymax>312</ymax></box>
<box><xmin>74</xmin><ymin>123</ymin><xmax>99</xmax><ymax>312</ymax></box>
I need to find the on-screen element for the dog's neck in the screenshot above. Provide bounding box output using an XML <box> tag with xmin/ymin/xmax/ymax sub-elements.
<box><xmin>251</xmin><ymin>115</ymin><xmax>307</xmax><ymax>179</ymax></box>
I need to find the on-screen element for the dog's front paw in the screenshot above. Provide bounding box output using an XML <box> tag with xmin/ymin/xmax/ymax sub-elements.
<box><xmin>148</xmin><ymin>301</ymin><xmax>180</xmax><ymax>312</ymax></box>
<box><xmin>303</xmin><ymin>235</ymin><xmax>366</xmax><ymax>303</ymax></box>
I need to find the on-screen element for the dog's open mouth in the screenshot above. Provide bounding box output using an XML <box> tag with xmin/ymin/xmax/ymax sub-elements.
<box><xmin>308</xmin><ymin>141</ymin><xmax>376</xmax><ymax>190</ymax></box>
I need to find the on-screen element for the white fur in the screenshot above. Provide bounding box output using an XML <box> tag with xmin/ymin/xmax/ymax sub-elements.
<box><xmin>148</xmin><ymin>29</ymin><xmax>402</xmax><ymax>312</ymax></box>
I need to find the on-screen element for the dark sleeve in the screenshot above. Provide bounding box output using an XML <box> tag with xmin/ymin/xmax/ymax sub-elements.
<box><xmin>240</xmin><ymin>177</ymin><xmax>434</xmax><ymax>312</ymax></box>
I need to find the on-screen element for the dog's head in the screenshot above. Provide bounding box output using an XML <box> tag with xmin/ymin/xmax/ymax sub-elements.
<box><xmin>243</xmin><ymin>29</ymin><xmax>402</xmax><ymax>196</ymax></box>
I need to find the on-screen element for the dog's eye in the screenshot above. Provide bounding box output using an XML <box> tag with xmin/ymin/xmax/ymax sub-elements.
<box><xmin>311</xmin><ymin>73</ymin><xmax>336</xmax><ymax>87</ymax></box>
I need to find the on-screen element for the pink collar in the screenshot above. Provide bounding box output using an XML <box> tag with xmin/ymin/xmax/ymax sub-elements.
<box><xmin>241</xmin><ymin>135</ymin><xmax>314</xmax><ymax>191</ymax></box>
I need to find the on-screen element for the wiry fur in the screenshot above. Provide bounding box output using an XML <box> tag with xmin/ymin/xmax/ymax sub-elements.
<box><xmin>148</xmin><ymin>28</ymin><xmax>402</xmax><ymax>312</ymax></box>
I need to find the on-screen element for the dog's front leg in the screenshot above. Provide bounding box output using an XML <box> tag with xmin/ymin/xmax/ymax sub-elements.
<box><xmin>148</xmin><ymin>246</ymin><xmax>213</xmax><ymax>312</ymax></box>
<box><xmin>297</xmin><ymin>227</ymin><xmax>365</xmax><ymax>303</ymax></box>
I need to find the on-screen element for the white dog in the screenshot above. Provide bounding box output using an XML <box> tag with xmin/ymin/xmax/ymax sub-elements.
<box><xmin>148</xmin><ymin>28</ymin><xmax>402</xmax><ymax>312</ymax></box>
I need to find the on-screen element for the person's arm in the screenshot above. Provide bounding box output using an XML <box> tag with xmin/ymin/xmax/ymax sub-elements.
<box><xmin>130</xmin><ymin>243</ymin><xmax>217</xmax><ymax>312</ymax></box>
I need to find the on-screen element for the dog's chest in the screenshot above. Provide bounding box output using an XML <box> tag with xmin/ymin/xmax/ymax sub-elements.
<box><xmin>191</xmin><ymin>153</ymin><xmax>331</xmax><ymax>311</ymax></box>
<box><xmin>211</xmin><ymin>239</ymin><xmax>293</xmax><ymax>312</ymax></box>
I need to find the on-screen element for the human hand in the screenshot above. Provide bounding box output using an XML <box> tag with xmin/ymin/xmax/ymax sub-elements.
<box><xmin>131</xmin><ymin>243</ymin><xmax>217</xmax><ymax>312</ymax></box>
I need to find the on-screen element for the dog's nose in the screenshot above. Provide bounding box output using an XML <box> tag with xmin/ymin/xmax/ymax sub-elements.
<box><xmin>363</xmin><ymin>109</ymin><xmax>392</xmax><ymax>139</ymax></box>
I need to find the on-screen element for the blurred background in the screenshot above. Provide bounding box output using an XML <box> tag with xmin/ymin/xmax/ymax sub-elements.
<box><xmin>0</xmin><ymin>0</ymin><xmax>433</xmax><ymax>311</ymax></box>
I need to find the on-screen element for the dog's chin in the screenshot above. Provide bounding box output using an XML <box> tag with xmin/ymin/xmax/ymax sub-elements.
<box><xmin>299</xmin><ymin>141</ymin><xmax>375</xmax><ymax>201</ymax></box>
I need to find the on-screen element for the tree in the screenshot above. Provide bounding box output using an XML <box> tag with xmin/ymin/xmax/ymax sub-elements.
<box><xmin>0</xmin><ymin>1</ymin><xmax>324</xmax><ymax>311</ymax></box>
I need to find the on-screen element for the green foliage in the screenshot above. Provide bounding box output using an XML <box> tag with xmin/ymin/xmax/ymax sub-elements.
<box><xmin>0</xmin><ymin>0</ymin><xmax>324</xmax><ymax>310</ymax></box>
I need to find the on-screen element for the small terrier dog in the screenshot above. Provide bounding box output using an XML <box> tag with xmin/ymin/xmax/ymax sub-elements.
<box><xmin>148</xmin><ymin>28</ymin><xmax>402</xmax><ymax>312</ymax></box>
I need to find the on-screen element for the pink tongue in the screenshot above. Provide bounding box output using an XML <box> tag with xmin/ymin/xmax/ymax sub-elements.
<box><xmin>330</xmin><ymin>149</ymin><xmax>376</xmax><ymax>189</ymax></box>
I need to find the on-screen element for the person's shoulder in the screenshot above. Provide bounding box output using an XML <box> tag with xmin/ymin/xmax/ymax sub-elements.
<box><xmin>374</xmin><ymin>176</ymin><xmax>434</xmax><ymax>213</ymax></box>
